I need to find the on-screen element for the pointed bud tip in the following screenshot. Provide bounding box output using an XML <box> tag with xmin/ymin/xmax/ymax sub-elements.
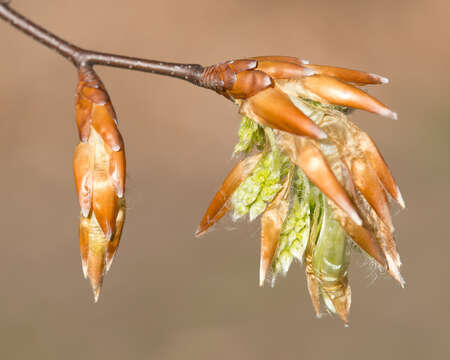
<box><xmin>379</xmin><ymin>108</ymin><xmax>398</xmax><ymax>120</ymax></box>
<box><xmin>303</xmin><ymin>68</ymin><xmax>316</xmax><ymax>77</ymax></box>
<box><xmin>396</xmin><ymin>186</ymin><xmax>406</xmax><ymax>208</ymax></box>
<box><xmin>195</xmin><ymin>226</ymin><xmax>205</xmax><ymax>237</ymax></box>
<box><xmin>349</xmin><ymin>211</ymin><xmax>363</xmax><ymax>227</ymax></box>
<box><xmin>259</xmin><ymin>266</ymin><xmax>266</xmax><ymax>287</ymax></box>
<box><xmin>82</xmin><ymin>264</ymin><xmax>88</xmax><ymax>279</ymax></box>
<box><xmin>317</xmin><ymin>129</ymin><xmax>328</xmax><ymax>140</ymax></box>
<box><xmin>93</xmin><ymin>289</ymin><xmax>101</xmax><ymax>303</ymax></box>
<box><xmin>379</xmin><ymin>76</ymin><xmax>389</xmax><ymax>84</ymax></box>
<box><xmin>81</xmin><ymin>207</ymin><xmax>90</xmax><ymax>218</ymax></box>
<box><xmin>370</xmin><ymin>73</ymin><xmax>389</xmax><ymax>84</ymax></box>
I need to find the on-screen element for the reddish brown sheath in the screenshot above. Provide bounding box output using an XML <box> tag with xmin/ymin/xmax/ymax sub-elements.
<box><xmin>92</xmin><ymin>180</ymin><xmax>118</xmax><ymax>241</ymax></box>
<box><xmin>79</xmin><ymin>216</ymin><xmax>91</xmax><ymax>278</ymax></box>
<box><xmin>75</xmin><ymin>97</ymin><xmax>92</xmax><ymax>142</ymax></box>
<box><xmin>228</xmin><ymin>70</ymin><xmax>273</xmax><ymax>99</ymax></box>
<box><xmin>348</xmin><ymin>157</ymin><xmax>393</xmax><ymax>231</ymax></box>
<box><xmin>305</xmin><ymin>255</ymin><xmax>321</xmax><ymax>317</ymax></box>
<box><xmin>73</xmin><ymin>142</ymin><xmax>93</xmax><ymax>217</ymax></box>
<box><xmin>91</xmin><ymin>104</ymin><xmax>124</xmax><ymax>151</ymax></box>
<box><xmin>249</xmin><ymin>55</ymin><xmax>304</xmax><ymax>66</ymax></box>
<box><xmin>305</xmin><ymin>64</ymin><xmax>388</xmax><ymax>85</ymax></box>
<box><xmin>259</xmin><ymin>178</ymin><xmax>290</xmax><ymax>286</ymax></box>
<box><xmin>248</xmin><ymin>87</ymin><xmax>327</xmax><ymax>139</ymax></box>
<box><xmin>357</xmin><ymin>132</ymin><xmax>404</xmax><ymax>207</ymax></box>
<box><xmin>196</xmin><ymin>154</ymin><xmax>263</xmax><ymax>237</ymax></box>
<box><xmin>227</xmin><ymin>59</ymin><xmax>257</xmax><ymax>74</ymax></box>
<box><xmin>302</xmin><ymin>75</ymin><xmax>397</xmax><ymax>119</ymax></box>
<box><xmin>256</xmin><ymin>60</ymin><xmax>314</xmax><ymax>79</ymax></box>
<box><xmin>337</xmin><ymin>215</ymin><xmax>387</xmax><ymax>268</ymax></box>
<box><xmin>106</xmin><ymin>203</ymin><xmax>126</xmax><ymax>272</ymax></box>
<box><xmin>81</xmin><ymin>86</ymin><xmax>108</xmax><ymax>105</ymax></box>
<box><xmin>295</xmin><ymin>139</ymin><xmax>362</xmax><ymax>226</ymax></box>
<box><xmin>108</xmin><ymin>148</ymin><xmax>126</xmax><ymax>198</ymax></box>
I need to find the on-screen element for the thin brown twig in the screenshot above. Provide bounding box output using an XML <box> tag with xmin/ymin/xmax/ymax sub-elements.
<box><xmin>0</xmin><ymin>2</ymin><xmax>205</xmax><ymax>86</ymax></box>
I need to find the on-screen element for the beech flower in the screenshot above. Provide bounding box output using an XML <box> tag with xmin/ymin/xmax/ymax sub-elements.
<box><xmin>196</xmin><ymin>56</ymin><xmax>404</xmax><ymax>322</ymax></box>
<box><xmin>73</xmin><ymin>67</ymin><xmax>126</xmax><ymax>301</ymax></box>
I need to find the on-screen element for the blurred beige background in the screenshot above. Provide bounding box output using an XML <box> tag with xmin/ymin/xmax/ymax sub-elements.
<box><xmin>1</xmin><ymin>0</ymin><xmax>449</xmax><ymax>359</ymax></box>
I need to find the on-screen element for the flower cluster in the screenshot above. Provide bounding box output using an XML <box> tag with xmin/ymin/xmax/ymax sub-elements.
<box><xmin>197</xmin><ymin>56</ymin><xmax>404</xmax><ymax>322</ymax></box>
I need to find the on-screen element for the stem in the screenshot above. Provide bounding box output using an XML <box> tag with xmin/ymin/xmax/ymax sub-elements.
<box><xmin>0</xmin><ymin>3</ymin><xmax>205</xmax><ymax>86</ymax></box>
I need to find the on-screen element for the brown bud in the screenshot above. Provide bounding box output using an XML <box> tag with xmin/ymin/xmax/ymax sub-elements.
<box><xmin>74</xmin><ymin>67</ymin><xmax>127</xmax><ymax>301</ymax></box>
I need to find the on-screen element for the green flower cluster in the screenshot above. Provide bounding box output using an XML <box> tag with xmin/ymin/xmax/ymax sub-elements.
<box><xmin>231</xmin><ymin>150</ymin><xmax>289</xmax><ymax>221</ymax></box>
<box><xmin>234</xmin><ymin>116</ymin><xmax>265</xmax><ymax>154</ymax></box>
<box><xmin>272</xmin><ymin>170</ymin><xmax>311</xmax><ymax>277</ymax></box>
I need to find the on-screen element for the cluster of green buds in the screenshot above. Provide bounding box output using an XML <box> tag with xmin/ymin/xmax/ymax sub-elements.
<box><xmin>196</xmin><ymin>56</ymin><xmax>404</xmax><ymax>323</ymax></box>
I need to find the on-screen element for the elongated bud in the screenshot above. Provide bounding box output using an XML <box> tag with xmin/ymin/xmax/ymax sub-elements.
<box><xmin>74</xmin><ymin>67</ymin><xmax>126</xmax><ymax>301</ymax></box>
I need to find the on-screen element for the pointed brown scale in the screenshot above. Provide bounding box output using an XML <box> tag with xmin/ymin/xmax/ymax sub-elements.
<box><xmin>79</xmin><ymin>216</ymin><xmax>90</xmax><ymax>278</ymax></box>
<box><xmin>302</xmin><ymin>75</ymin><xmax>397</xmax><ymax>120</ymax></box>
<box><xmin>256</xmin><ymin>60</ymin><xmax>315</xmax><ymax>79</ymax></box>
<box><xmin>305</xmin><ymin>255</ymin><xmax>322</xmax><ymax>317</ymax></box>
<box><xmin>93</xmin><ymin>180</ymin><xmax>118</xmax><ymax>241</ymax></box>
<box><xmin>227</xmin><ymin>59</ymin><xmax>257</xmax><ymax>73</ymax></box>
<box><xmin>104</xmin><ymin>102</ymin><xmax>119</xmax><ymax>126</ymax></box>
<box><xmin>91</xmin><ymin>103</ymin><xmax>124</xmax><ymax>151</ymax></box>
<box><xmin>357</xmin><ymin>132</ymin><xmax>405</xmax><ymax>207</ymax></box>
<box><xmin>81</xmin><ymin>86</ymin><xmax>108</xmax><ymax>106</ymax></box>
<box><xmin>295</xmin><ymin>139</ymin><xmax>362</xmax><ymax>226</ymax></box>
<box><xmin>108</xmin><ymin>148</ymin><xmax>126</xmax><ymax>198</ymax></box>
<box><xmin>323</xmin><ymin>284</ymin><xmax>351</xmax><ymax>323</ymax></box>
<box><xmin>90</xmin><ymin>131</ymin><xmax>119</xmax><ymax>240</ymax></box>
<box><xmin>106</xmin><ymin>202</ymin><xmax>126</xmax><ymax>272</ymax></box>
<box><xmin>73</xmin><ymin>142</ymin><xmax>93</xmax><ymax>217</ymax></box>
<box><xmin>305</xmin><ymin>64</ymin><xmax>388</xmax><ymax>85</ymax></box>
<box><xmin>196</xmin><ymin>154</ymin><xmax>263</xmax><ymax>237</ymax></box>
<box><xmin>259</xmin><ymin>178</ymin><xmax>290</xmax><ymax>286</ymax></box>
<box><xmin>336</xmin><ymin>213</ymin><xmax>387</xmax><ymax>268</ymax></box>
<box><xmin>228</xmin><ymin>70</ymin><xmax>273</xmax><ymax>99</ymax></box>
<box><xmin>348</xmin><ymin>157</ymin><xmax>393</xmax><ymax>231</ymax></box>
<box><xmin>249</xmin><ymin>56</ymin><xmax>304</xmax><ymax>66</ymax></box>
<box><xmin>248</xmin><ymin>87</ymin><xmax>327</xmax><ymax>139</ymax></box>
<box><xmin>217</xmin><ymin>63</ymin><xmax>237</xmax><ymax>90</ymax></box>
<box><xmin>87</xmin><ymin>216</ymin><xmax>108</xmax><ymax>302</ymax></box>
<box><xmin>378</xmin><ymin>224</ymin><xmax>404</xmax><ymax>286</ymax></box>
<box><xmin>75</xmin><ymin>97</ymin><xmax>92</xmax><ymax>142</ymax></box>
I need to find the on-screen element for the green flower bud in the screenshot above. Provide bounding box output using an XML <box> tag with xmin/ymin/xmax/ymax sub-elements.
<box><xmin>234</xmin><ymin>116</ymin><xmax>265</xmax><ymax>154</ymax></box>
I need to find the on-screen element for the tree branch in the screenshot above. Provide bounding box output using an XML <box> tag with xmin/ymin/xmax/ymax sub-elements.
<box><xmin>0</xmin><ymin>2</ymin><xmax>205</xmax><ymax>86</ymax></box>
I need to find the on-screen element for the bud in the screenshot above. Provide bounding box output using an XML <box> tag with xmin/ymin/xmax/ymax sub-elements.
<box><xmin>197</xmin><ymin>56</ymin><xmax>404</xmax><ymax>322</ymax></box>
<box><xmin>74</xmin><ymin>67</ymin><xmax>126</xmax><ymax>301</ymax></box>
